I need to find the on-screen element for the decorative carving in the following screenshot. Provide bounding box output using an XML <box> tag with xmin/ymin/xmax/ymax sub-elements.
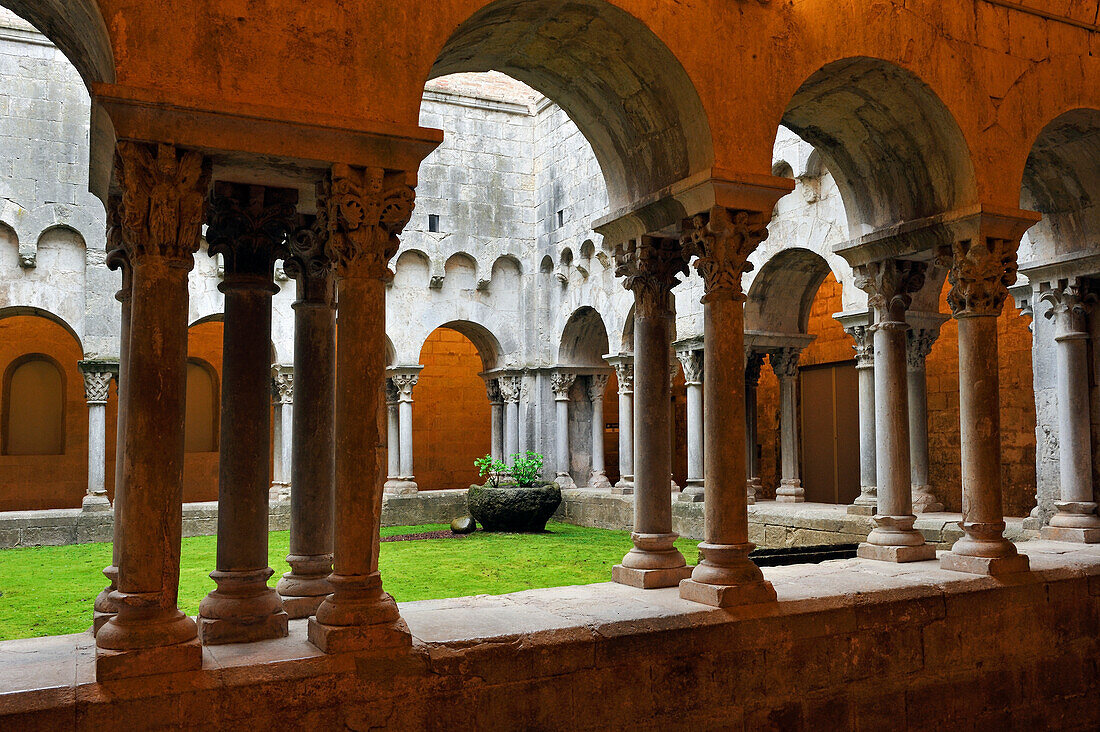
<box><xmin>588</xmin><ymin>374</ymin><xmax>609</xmax><ymax>401</ymax></box>
<box><xmin>80</xmin><ymin>367</ymin><xmax>114</xmax><ymax>403</ymax></box>
<box><xmin>324</xmin><ymin>164</ymin><xmax>415</xmax><ymax>279</ymax></box>
<box><xmin>551</xmin><ymin>372</ymin><xmax>576</xmax><ymax>400</ymax></box>
<box><xmin>384</xmin><ymin>378</ymin><xmax>400</xmax><ymax>405</ymax></box>
<box><xmin>745</xmin><ymin>349</ymin><xmax>764</xmax><ymax>385</ymax></box>
<box><xmin>391</xmin><ymin>372</ymin><xmax>419</xmax><ymax>401</ymax></box>
<box><xmin>114</xmin><ymin>142</ymin><xmax>209</xmax><ymax>268</ymax></box>
<box><xmin>614</xmin><ymin>236</ymin><xmax>687</xmax><ymax>318</ymax></box>
<box><xmin>105</xmin><ymin>193</ymin><xmax>132</xmax><ymax>303</ymax></box>
<box><xmin>844</xmin><ymin>324</ymin><xmax>874</xmax><ymax>368</ymax></box>
<box><xmin>613</xmin><ymin>360</ymin><xmax>634</xmax><ymax>394</ymax></box>
<box><xmin>499</xmin><ymin>376</ymin><xmax>521</xmax><ymax>404</ymax></box>
<box><xmin>906</xmin><ymin>328</ymin><xmax>939</xmax><ymax>370</ymax></box>
<box><xmin>936</xmin><ymin>237</ymin><xmax>1018</xmax><ymax>318</ymax></box>
<box><xmin>206</xmin><ymin>182</ymin><xmax>297</xmax><ymax>280</ymax></box>
<box><xmin>1042</xmin><ymin>278</ymin><xmax>1094</xmax><ymax>338</ymax></box>
<box><xmin>680</xmin><ymin>206</ymin><xmax>769</xmax><ymax>302</ymax></box>
<box><xmin>484</xmin><ymin>377</ymin><xmax>502</xmax><ymax>404</ymax></box>
<box><xmin>272</xmin><ymin>367</ymin><xmax>294</xmax><ymax>404</ymax></box>
<box><xmin>285</xmin><ymin>193</ymin><xmax>336</xmax><ymax>305</ymax></box>
<box><xmin>677</xmin><ymin>349</ymin><xmax>703</xmax><ymax>384</ymax></box>
<box><xmin>853</xmin><ymin>259</ymin><xmax>927</xmax><ymax>324</ymax></box>
<box><xmin>770</xmin><ymin>348</ymin><xmax>800</xmax><ymax>381</ymax></box>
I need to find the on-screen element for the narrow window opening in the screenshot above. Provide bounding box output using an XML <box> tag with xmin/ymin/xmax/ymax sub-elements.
<box><xmin>556</xmin><ymin>209</ymin><xmax>564</xmax><ymax>228</ymax></box>
<box><xmin>428</xmin><ymin>214</ymin><xmax>440</xmax><ymax>233</ymax></box>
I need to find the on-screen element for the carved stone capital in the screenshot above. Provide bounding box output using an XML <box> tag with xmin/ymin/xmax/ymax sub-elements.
<box><xmin>391</xmin><ymin>372</ymin><xmax>419</xmax><ymax>401</ymax></box>
<box><xmin>286</xmin><ymin>201</ymin><xmax>336</xmax><ymax>306</ymax></box>
<box><xmin>770</xmin><ymin>348</ymin><xmax>800</xmax><ymax>381</ymax></box>
<box><xmin>78</xmin><ymin>361</ymin><xmax>117</xmax><ymax>403</ymax></box>
<box><xmin>114</xmin><ymin>142</ymin><xmax>209</xmax><ymax>269</ymax></box>
<box><xmin>587</xmin><ymin>374</ymin><xmax>609</xmax><ymax>401</ymax></box>
<box><xmin>484</xmin><ymin>377</ymin><xmax>502</xmax><ymax>405</ymax></box>
<box><xmin>936</xmin><ymin>236</ymin><xmax>1019</xmax><ymax>318</ymax></box>
<box><xmin>745</xmin><ymin>349</ymin><xmax>764</xmax><ymax>386</ymax></box>
<box><xmin>676</xmin><ymin>349</ymin><xmax>703</xmax><ymax>385</ymax></box>
<box><xmin>906</xmin><ymin>327</ymin><xmax>939</xmax><ymax>370</ymax></box>
<box><xmin>385</xmin><ymin>378</ymin><xmax>400</xmax><ymax>405</ymax></box>
<box><xmin>324</xmin><ymin>164</ymin><xmax>415</xmax><ymax>280</ymax></box>
<box><xmin>680</xmin><ymin>206</ymin><xmax>769</xmax><ymax>303</ymax></box>
<box><xmin>498</xmin><ymin>375</ymin><xmax>521</xmax><ymax>404</ymax></box>
<box><xmin>853</xmin><ymin>259</ymin><xmax>927</xmax><ymax>324</ymax></box>
<box><xmin>271</xmin><ymin>366</ymin><xmax>294</xmax><ymax>404</ymax></box>
<box><xmin>551</xmin><ymin>372</ymin><xmax>576</xmax><ymax>400</ymax></box>
<box><xmin>207</xmin><ymin>182</ymin><xmax>297</xmax><ymax>284</ymax></box>
<box><xmin>612</xmin><ymin>359</ymin><xmax>634</xmax><ymax>394</ymax></box>
<box><xmin>614</xmin><ymin>236</ymin><xmax>687</xmax><ymax>318</ymax></box>
<box><xmin>1041</xmin><ymin>278</ymin><xmax>1095</xmax><ymax>339</ymax></box>
<box><xmin>843</xmin><ymin>324</ymin><xmax>874</xmax><ymax>368</ymax></box>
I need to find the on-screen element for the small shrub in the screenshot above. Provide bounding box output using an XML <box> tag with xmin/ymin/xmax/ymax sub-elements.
<box><xmin>509</xmin><ymin>451</ymin><xmax>545</xmax><ymax>487</ymax></box>
<box><xmin>474</xmin><ymin>454</ymin><xmax>509</xmax><ymax>488</ymax></box>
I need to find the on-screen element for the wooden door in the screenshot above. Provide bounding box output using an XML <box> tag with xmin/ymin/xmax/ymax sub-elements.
<box><xmin>799</xmin><ymin>361</ymin><xmax>860</xmax><ymax>504</ymax></box>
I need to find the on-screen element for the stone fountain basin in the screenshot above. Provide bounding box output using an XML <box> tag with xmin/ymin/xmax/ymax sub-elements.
<box><xmin>467</xmin><ymin>482</ymin><xmax>562</xmax><ymax>532</ymax></box>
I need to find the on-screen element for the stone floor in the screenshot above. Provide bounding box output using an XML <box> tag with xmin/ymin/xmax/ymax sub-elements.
<box><xmin>1</xmin><ymin>538</ymin><xmax>1097</xmax><ymax>729</ymax></box>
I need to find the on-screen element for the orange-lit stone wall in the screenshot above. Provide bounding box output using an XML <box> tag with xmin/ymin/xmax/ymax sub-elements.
<box><xmin>413</xmin><ymin>328</ymin><xmax>490</xmax><ymax>491</ymax></box>
<box><xmin>0</xmin><ymin>315</ymin><xmax>98</xmax><ymax>511</ymax></box>
<box><xmin>184</xmin><ymin>320</ymin><xmax>223</xmax><ymax>503</ymax></box>
<box><xmin>754</xmin><ymin>274</ymin><xmax>1037</xmax><ymax>514</ymax></box>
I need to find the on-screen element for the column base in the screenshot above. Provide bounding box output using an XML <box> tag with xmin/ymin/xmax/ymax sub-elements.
<box><xmin>555</xmin><ymin>473</ymin><xmax>577</xmax><ymax>490</ymax></box>
<box><xmin>588</xmin><ymin>470</ymin><xmax>612</xmax><ymax>491</ymax></box>
<box><xmin>679</xmin><ymin>578</ymin><xmax>776</xmax><ymax>607</ymax></box>
<box><xmin>384</xmin><ymin>479</ymin><xmax>418</xmax><ymax>495</ymax></box>
<box><xmin>198</xmin><ymin>610</ymin><xmax>289</xmax><ymax>645</ymax></box>
<box><xmin>197</xmin><ymin>568</ymin><xmax>289</xmax><ymax>645</ymax></box>
<box><xmin>81</xmin><ymin>493</ymin><xmax>112</xmax><ymax>512</ymax></box>
<box><xmin>307</xmin><ymin>616</ymin><xmax>412</xmax><ymax>654</ymax></box>
<box><xmin>848</xmin><ymin>489</ymin><xmax>877</xmax><ymax>515</ymax></box>
<box><xmin>857</xmin><ymin>542</ymin><xmax>937</xmax><ymax>563</ymax></box>
<box><xmin>277</xmin><ymin>555</ymin><xmax>333</xmax><ymax>619</ymax></box>
<box><xmin>939</xmin><ymin>551</ymin><xmax>1030</xmax><ymax>576</ymax></box>
<box><xmin>670</xmin><ymin>478</ymin><xmax>681</xmax><ymax>494</ymax></box>
<box><xmin>847</xmin><ymin>504</ymin><xmax>875</xmax><ymax>516</ymax></box>
<box><xmin>612</xmin><ymin>564</ymin><xmax>693</xmax><ymax>589</ymax></box>
<box><xmin>1040</xmin><ymin>526</ymin><xmax>1100</xmax><ymax>544</ymax></box>
<box><xmin>775</xmin><ymin>479</ymin><xmax>803</xmax><ymax>503</ymax></box>
<box><xmin>912</xmin><ymin>485</ymin><xmax>944</xmax><ymax>513</ymax></box>
<box><xmin>611</xmin><ymin>478</ymin><xmax>634</xmax><ymax>495</ymax></box>
<box><xmin>280</xmin><ymin>594</ymin><xmax>329</xmax><ymax>619</ymax></box>
<box><xmin>678</xmin><ymin>483</ymin><xmax>705</xmax><ymax>502</ymax></box>
<box><xmin>92</xmin><ymin>610</ymin><xmax>115</xmax><ymax>634</ymax></box>
<box><xmin>96</xmin><ymin>638</ymin><xmax>202</xmax><ymax>681</ymax></box>
<box><xmin>269</xmin><ymin>482</ymin><xmax>291</xmax><ymax>502</ymax></box>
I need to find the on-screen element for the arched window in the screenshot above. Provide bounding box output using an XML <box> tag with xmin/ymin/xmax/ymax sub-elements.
<box><xmin>3</xmin><ymin>355</ymin><xmax>65</xmax><ymax>455</ymax></box>
<box><xmin>185</xmin><ymin>359</ymin><xmax>219</xmax><ymax>453</ymax></box>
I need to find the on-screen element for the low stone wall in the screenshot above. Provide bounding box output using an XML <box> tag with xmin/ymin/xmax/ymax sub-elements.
<box><xmin>1</xmin><ymin>541</ymin><xmax>1097</xmax><ymax>729</ymax></box>
<box><xmin>0</xmin><ymin>490</ymin><xmax>470</xmax><ymax>549</ymax></box>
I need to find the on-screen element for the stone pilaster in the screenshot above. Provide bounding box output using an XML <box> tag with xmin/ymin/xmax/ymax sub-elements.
<box><xmin>606</xmin><ymin>355</ymin><xmax>635</xmax><ymax>494</ymax></box>
<box><xmin>1040</xmin><ymin>278</ymin><xmax>1100</xmax><ymax>542</ymax></box>
<box><xmin>587</xmin><ymin>374</ymin><xmax>612</xmax><ymax>490</ymax></box>
<box><xmin>270</xmin><ymin>365</ymin><xmax>294</xmax><ymax>501</ymax></box>
<box><xmin>841</xmin><ymin>316</ymin><xmax>877</xmax><ymax>515</ymax></box>
<box><xmin>852</xmin><ymin>259</ymin><xmax>936</xmax><ymax>562</ymax></box>
<box><xmin>78</xmin><ymin>361</ymin><xmax>117</xmax><ymax>512</ymax></box>
<box><xmin>770</xmin><ymin>347</ymin><xmax>805</xmax><ymax>503</ymax></box>
<box><xmin>936</xmin><ymin>213</ymin><xmax>1036</xmax><ymax>576</ymax></box>
<box><xmin>611</xmin><ymin>236</ymin><xmax>691</xmax><ymax>589</ymax></box>
<box><xmin>277</xmin><ymin>210</ymin><xmax>337</xmax><ymax>618</ymax></box>
<box><xmin>551</xmin><ymin>371</ymin><xmax>577</xmax><ymax>489</ymax></box>
<box><xmin>309</xmin><ymin>164</ymin><xmax>416</xmax><ymax>653</ymax></box>
<box><xmin>198</xmin><ymin>182</ymin><xmax>296</xmax><ymax>646</ymax></box>
<box><xmin>676</xmin><ymin>348</ymin><xmax>705</xmax><ymax>502</ymax></box>
<box><xmin>905</xmin><ymin>319</ymin><xmax>945</xmax><ymax>513</ymax></box>
<box><xmin>96</xmin><ymin>142</ymin><xmax>209</xmax><ymax>680</ymax></box>
<box><xmin>677</xmin><ymin>205</ymin><xmax>776</xmax><ymax>607</ymax></box>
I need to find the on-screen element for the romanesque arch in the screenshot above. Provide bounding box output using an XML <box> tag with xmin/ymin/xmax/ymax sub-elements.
<box><xmin>558</xmin><ymin>306</ymin><xmax>610</xmax><ymax>367</ymax></box>
<box><xmin>745</xmin><ymin>248</ymin><xmax>838</xmax><ymax>335</ymax></box>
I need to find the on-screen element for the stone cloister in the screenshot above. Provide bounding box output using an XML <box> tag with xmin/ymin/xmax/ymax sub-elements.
<box><xmin>2</xmin><ymin>0</ymin><xmax>1100</xmax><ymax>727</ymax></box>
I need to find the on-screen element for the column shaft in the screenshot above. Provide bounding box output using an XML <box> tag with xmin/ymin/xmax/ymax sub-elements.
<box><xmin>399</xmin><ymin>399</ymin><xmax>414</xmax><ymax>479</ymax></box>
<box><xmin>678</xmin><ymin>349</ymin><xmax>704</xmax><ymax>502</ymax></box>
<box><xmin>552</xmin><ymin>372</ymin><xmax>576</xmax><ymax>489</ymax></box>
<box><xmin>588</xmin><ymin>375</ymin><xmax>611</xmax><ymax>490</ymax></box>
<box><xmin>79</xmin><ymin>363</ymin><xmax>113</xmax><ymax>512</ymax></box>
<box><xmin>490</xmin><ymin>402</ymin><xmax>503</xmax><ymax>461</ymax></box>
<box><xmin>773</xmin><ymin>349</ymin><xmax>804</xmax><ymax>503</ymax></box>
<box><xmin>610</xmin><ymin>357</ymin><xmax>634</xmax><ymax>494</ymax></box>
<box><xmin>386</xmin><ymin>394</ymin><xmax>400</xmax><ymax>479</ymax></box>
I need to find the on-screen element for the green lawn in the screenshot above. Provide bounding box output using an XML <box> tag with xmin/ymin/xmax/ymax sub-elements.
<box><xmin>0</xmin><ymin>522</ymin><xmax>700</xmax><ymax>641</ymax></box>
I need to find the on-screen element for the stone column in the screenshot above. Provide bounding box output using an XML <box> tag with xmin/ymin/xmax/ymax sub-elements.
<box><xmin>276</xmin><ymin>212</ymin><xmax>337</xmax><ymax>618</ymax></box>
<box><xmin>552</xmin><ymin>371</ymin><xmax>577</xmax><ymax>489</ymax></box>
<box><xmin>499</xmin><ymin>375</ymin><xmax>521</xmax><ymax>462</ymax></box>
<box><xmin>677</xmin><ymin>348</ymin><xmax>705</xmax><ymax>502</ymax></box>
<box><xmin>270</xmin><ymin>366</ymin><xmax>294</xmax><ymax>501</ymax></box>
<box><xmin>587</xmin><ymin>374</ymin><xmax>611</xmax><ymax>490</ymax></box>
<box><xmin>383</xmin><ymin>378</ymin><xmax>401</xmax><ymax>492</ymax></box>
<box><xmin>484</xmin><ymin>377</ymin><xmax>504</xmax><ymax>462</ymax></box>
<box><xmin>937</xmin><ymin>224</ymin><xmax>1035</xmax><ymax>575</ymax></box>
<box><xmin>94</xmin><ymin>210</ymin><xmax>129</xmax><ymax>633</ymax></box>
<box><xmin>1040</xmin><ymin>278</ymin><xmax>1100</xmax><ymax>542</ymax></box>
<box><xmin>669</xmin><ymin>365</ymin><xmax>681</xmax><ymax>494</ymax></box>
<box><xmin>79</xmin><ymin>361</ymin><xmax>116</xmax><ymax>512</ymax></box>
<box><xmin>843</xmin><ymin>319</ymin><xmax>877</xmax><ymax>515</ymax></box>
<box><xmin>611</xmin><ymin>236</ymin><xmax>691</xmax><ymax>588</ymax></box>
<box><xmin>744</xmin><ymin>349</ymin><xmax>763</xmax><ymax>503</ymax></box>
<box><xmin>852</xmin><ymin>259</ymin><xmax>936</xmax><ymax>562</ymax></box>
<box><xmin>771</xmin><ymin>348</ymin><xmax>804</xmax><ymax>502</ymax></box>
<box><xmin>608</xmin><ymin>356</ymin><xmax>635</xmax><ymax>494</ymax></box>
<box><xmin>198</xmin><ymin>182</ymin><xmax>296</xmax><ymax>645</ymax></box>
<box><xmin>389</xmin><ymin>367</ymin><xmax>421</xmax><ymax>493</ymax></box>
<box><xmin>906</xmin><ymin>323</ymin><xmax>945</xmax><ymax>513</ymax></box>
<box><xmin>309</xmin><ymin>164</ymin><xmax>415</xmax><ymax>653</ymax></box>
<box><xmin>96</xmin><ymin>142</ymin><xmax>208</xmax><ymax>679</ymax></box>
<box><xmin>678</xmin><ymin>205</ymin><xmax>776</xmax><ymax>607</ymax></box>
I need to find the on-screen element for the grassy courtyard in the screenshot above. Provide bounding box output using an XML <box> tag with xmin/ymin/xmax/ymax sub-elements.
<box><xmin>0</xmin><ymin>522</ymin><xmax>700</xmax><ymax>641</ymax></box>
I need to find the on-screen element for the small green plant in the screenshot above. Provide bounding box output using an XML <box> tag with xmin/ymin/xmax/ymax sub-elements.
<box><xmin>474</xmin><ymin>454</ymin><xmax>509</xmax><ymax>488</ymax></box>
<box><xmin>509</xmin><ymin>451</ymin><xmax>545</xmax><ymax>487</ymax></box>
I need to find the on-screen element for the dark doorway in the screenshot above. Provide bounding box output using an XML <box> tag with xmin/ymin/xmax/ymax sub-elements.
<box><xmin>799</xmin><ymin>361</ymin><xmax>859</xmax><ymax>504</ymax></box>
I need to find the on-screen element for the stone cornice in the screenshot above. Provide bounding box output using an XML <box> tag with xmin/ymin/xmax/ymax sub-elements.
<box><xmin>743</xmin><ymin>330</ymin><xmax>816</xmax><ymax>352</ymax></box>
<box><xmin>1018</xmin><ymin>251</ymin><xmax>1100</xmax><ymax>286</ymax></box>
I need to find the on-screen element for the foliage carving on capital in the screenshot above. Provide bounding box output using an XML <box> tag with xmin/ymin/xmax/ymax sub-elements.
<box><xmin>745</xmin><ymin>349</ymin><xmax>764</xmax><ymax>385</ymax></box>
<box><xmin>614</xmin><ymin>236</ymin><xmax>687</xmax><ymax>318</ymax></box>
<box><xmin>385</xmin><ymin>378</ymin><xmax>400</xmax><ymax>405</ymax></box>
<box><xmin>936</xmin><ymin>237</ymin><xmax>1018</xmax><ymax>318</ymax></box>
<box><xmin>853</xmin><ymin>259</ymin><xmax>926</xmax><ymax>324</ymax></box>
<box><xmin>286</xmin><ymin>206</ymin><xmax>335</xmax><ymax>305</ymax></box>
<box><xmin>272</xmin><ymin>368</ymin><xmax>294</xmax><ymax>404</ymax></box>
<box><xmin>498</xmin><ymin>375</ymin><xmax>521</xmax><ymax>404</ymax></box>
<box><xmin>551</xmin><ymin>372</ymin><xmax>576</xmax><ymax>400</ymax></box>
<box><xmin>906</xmin><ymin>328</ymin><xmax>938</xmax><ymax>370</ymax></box>
<box><xmin>207</xmin><ymin>182</ymin><xmax>298</xmax><ymax>281</ymax></box>
<box><xmin>114</xmin><ymin>142</ymin><xmax>209</xmax><ymax>269</ymax></box>
<box><xmin>612</xmin><ymin>360</ymin><xmax>634</xmax><ymax>394</ymax></box>
<box><xmin>770</xmin><ymin>348</ymin><xmax>800</xmax><ymax>381</ymax></box>
<box><xmin>483</xmin><ymin>377</ymin><xmax>502</xmax><ymax>404</ymax></box>
<box><xmin>588</xmin><ymin>374</ymin><xmax>609</xmax><ymax>401</ymax></box>
<box><xmin>324</xmin><ymin>164</ymin><xmax>415</xmax><ymax>280</ymax></box>
<box><xmin>391</xmin><ymin>372</ymin><xmax>419</xmax><ymax>400</ymax></box>
<box><xmin>1041</xmin><ymin>278</ymin><xmax>1094</xmax><ymax>338</ymax></box>
<box><xmin>681</xmin><ymin>206</ymin><xmax>769</xmax><ymax>303</ymax></box>
<box><xmin>677</xmin><ymin>349</ymin><xmax>703</xmax><ymax>384</ymax></box>
<box><xmin>843</xmin><ymin>324</ymin><xmax>874</xmax><ymax>368</ymax></box>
